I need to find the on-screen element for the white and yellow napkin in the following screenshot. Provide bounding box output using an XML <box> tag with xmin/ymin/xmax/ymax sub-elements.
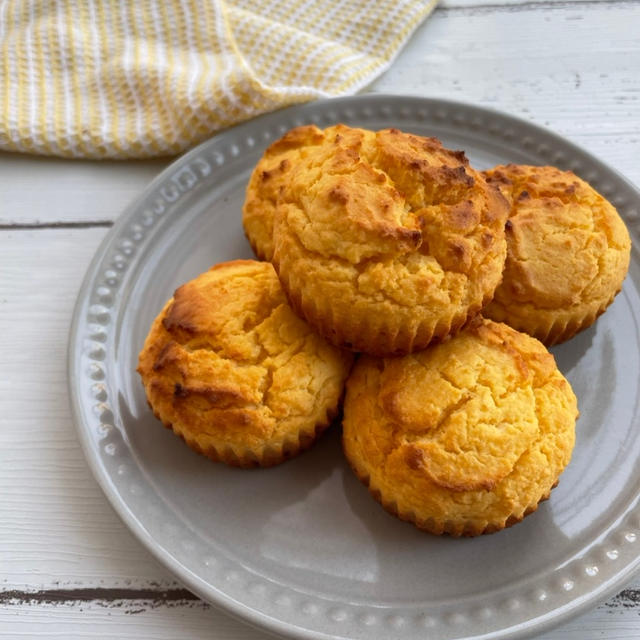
<box><xmin>0</xmin><ymin>0</ymin><xmax>437</xmax><ymax>158</ymax></box>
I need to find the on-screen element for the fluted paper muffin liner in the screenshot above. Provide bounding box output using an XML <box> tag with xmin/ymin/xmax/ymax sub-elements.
<box><xmin>485</xmin><ymin>288</ymin><xmax>620</xmax><ymax>346</ymax></box>
<box><xmin>344</xmin><ymin>452</ymin><xmax>556</xmax><ymax>537</ymax></box>
<box><xmin>137</xmin><ymin>260</ymin><xmax>353</xmax><ymax>469</ymax></box>
<box><xmin>152</xmin><ymin>404</ymin><xmax>338</xmax><ymax>468</ymax></box>
<box><xmin>341</xmin><ymin>319</ymin><xmax>578</xmax><ymax>537</ymax></box>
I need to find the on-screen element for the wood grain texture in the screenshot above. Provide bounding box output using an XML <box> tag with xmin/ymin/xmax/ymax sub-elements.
<box><xmin>0</xmin><ymin>154</ymin><xmax>167</xmax><ymax>226</ymax></box>
<box><xmin>441</xmin><ymin>0</ymin><xmax>636</xmax><ymax>9</ymax></box>
<box><xmin>367</xmin><ymin>2</ymin><xmax>640</xmax><ymax>187</ymax></box>
<box><xmin>0</xmin><ymin>601</ymin><xmax>258</xmax><ymax>640</ymax></box>
<box><xmin>0</xmin><ymin>229</ymin><xmax>172</xmax><ymax>588</ymax></box>
<box><xmin>1</xmin><ymin>586</ymin><xmax>640</xmax><ymax>639</ymax></box>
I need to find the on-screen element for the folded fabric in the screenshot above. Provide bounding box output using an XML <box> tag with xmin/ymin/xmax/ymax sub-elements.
<box><xmin>0</xmin><ymin>0</ymin><xmax>438</xmax><ymax>158</ymax></box>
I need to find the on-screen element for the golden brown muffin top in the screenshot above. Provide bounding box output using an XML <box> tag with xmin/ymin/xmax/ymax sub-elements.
<box><xmin>243</xmin><ymin>125</ymin><xmax>325</xmax><ymax>260</ymax></box>
<box><xmin>261</xmin><ymin>125</ymin><xmax>508</xmax><ymax>348</ymax></box>
<box><xmin>137</xmin><ymin>260</ymin><xmax>353</xmax><ymax>445</ymax></box>
<box><xmin>345</xmin><ymin>317</ymin><xmax>577</xmax><ymax>495</ymax></box>
<box><xmin>273</xmin><ymin>125</ymin><xmax>506</xmax><ymax>268</ymax></box>
<box><xmin>483</xmin><ymin>164</ymin><xmax>631</xmax><ymax>311</ymax></box>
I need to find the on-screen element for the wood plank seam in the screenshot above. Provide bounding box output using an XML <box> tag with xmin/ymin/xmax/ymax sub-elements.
<box><xmin>0</xmin><ymin>587</ymin><xmax>200</xmax><ymax>606</ymax></box>
<box><xmin>438</xmin><ymin>0</ymin><xmax>639</xmax><ymax>13</ymax></box>
<box><xmin>0</xmin><ymin>221</ymin><xmax>113</xmax><ymax>230</ymax></box>
<box><xmin>1</xmin><ymin>587</ymin><xmax>639</xmax><ymax>610</ymax></box>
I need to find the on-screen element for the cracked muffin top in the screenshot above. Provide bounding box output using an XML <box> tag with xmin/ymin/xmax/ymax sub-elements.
<box><xmin>137</xmin><ymin>260</ymin><xmax>353</xmax><ymax>467</ymax></box>
<box><xmin>482</xmin><ymin>164</ymin><xmax>631</xmax><ymax>345</ymax></box>
<box><xmin>246</xmin><ymin>124</ymin><xmax>509</xmax><ymax>356</ymax></box>
<box><xmin>243</xmin><ymin>125</ymin><xmax>325</xmax><ymax>261</ymax></box>
<box><xmin>342</xmin><ymin>317</ymin><xmax>578</xmax><ymax>536</ymax></box>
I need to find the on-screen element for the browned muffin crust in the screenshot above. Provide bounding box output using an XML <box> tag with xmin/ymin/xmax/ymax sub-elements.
<box><xmin>250</xmin><ymin>124</ymin><xmax>509</xmax><ymax>356</ymax></box>
<box><xmin>137</xmin><ymin>260</ymin><xmax>354</xmax><ymax>467</ymax></box>
<box><xmin>243</xmin><ymin>125</ymin><xmax>325</xmax><ymax>261</ymax></box>
<box><xmin>483</xmin><ymin>164</ymin><xmax>631</xmax><ymax>345</ymax></box>
<box><xmin>342</xmin><ymin>317</ymin><xmax>578</xmax><ymax>536</ymax></box>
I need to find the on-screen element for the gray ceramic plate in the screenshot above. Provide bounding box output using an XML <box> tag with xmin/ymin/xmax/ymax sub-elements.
<box><xmin>69</xmin><ymin>95</ymin><xmax>640</xmax><ymax>640</ymax></box>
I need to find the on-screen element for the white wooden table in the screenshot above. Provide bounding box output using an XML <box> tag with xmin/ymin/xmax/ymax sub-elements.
<box><xmin>2</xmin><ymin>0</ymin><xmax>640</xmax><ymax>637</ymax></box>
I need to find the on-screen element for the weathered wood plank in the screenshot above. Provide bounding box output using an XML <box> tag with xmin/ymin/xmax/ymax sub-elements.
<box><xmin>0</xmin><ymin>583</ymin><xmax>640</xmax><ymax>639</ymax></box>
<box><xmin>0</xmin><ymin>154</ymin><xmax>167</xmax><ymax>226</ymax></box>
<box><xmin>440</xmin><ymin>0</ymin><xmax>636</xmax><ymax>10</ymax></box>
<box><xmin>0</xmin><ymin>599</ymin><xmax>260</xmax><ymax>640</ymax></box>
<box><xmin>0</xmin><ymin>2</ymin><xmax>638</xmax><ymax>225</ymax></box>
<box><xmin>0</xmin><ymin>229</ymin><xmax>171</xmax><ymax>588</ymax></box>
<box><xmin>367</xmin><ymin>2</ymin><xmax>640</xmax><ymax>186</ymax></box>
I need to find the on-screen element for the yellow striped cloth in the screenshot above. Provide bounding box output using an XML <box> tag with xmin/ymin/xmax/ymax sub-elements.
<box><xmin>0</xmin><ymin>0</ymin><xmax>437</xmax><ymax>159</ymax></box>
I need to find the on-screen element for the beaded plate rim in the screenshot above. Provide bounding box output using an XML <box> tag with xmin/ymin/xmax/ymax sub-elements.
<box><xmin>68</xmin><ymin>94</ymin><xmax>640</xmax><ymax>640</ymax></box>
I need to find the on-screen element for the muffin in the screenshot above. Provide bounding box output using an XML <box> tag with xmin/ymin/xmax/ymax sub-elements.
<box><xmin>265</xmin><ymin>124</ymin><xmax>509</xmax><ymax>356</ymax></box>
<box><xmin>342</xmin><ymin>317</ymin><xmax>578</xmax><ymax>536</ymax></box>
<box><xmin>137</xmin><ymin>260</ymin><xmax>353</xmax><ymax>467</ymax></box>
<box><xmin>243</xmin><ymin>125</ymin><xmax>325</xmax><ymax>261</ymax></box>
<box><xmin>482</xmin><ymin>164</ymin><xmax>631</xmax><ymax>345</ymax></box>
